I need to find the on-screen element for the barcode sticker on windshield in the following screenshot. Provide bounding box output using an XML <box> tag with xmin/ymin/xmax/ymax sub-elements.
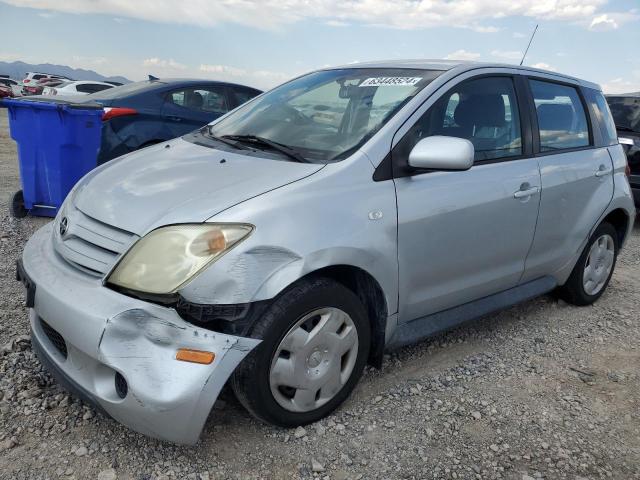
<box><xmin>359</xmin><ymin>77</ymin><xmax>422</xmax><ymax>87</ymax></box>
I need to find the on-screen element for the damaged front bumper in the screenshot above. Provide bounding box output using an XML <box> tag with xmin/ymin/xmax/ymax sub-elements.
<box><xmin>21</xmin><ymin>223</ymin><xmax>260</xmax><ymax>444</ymax></box>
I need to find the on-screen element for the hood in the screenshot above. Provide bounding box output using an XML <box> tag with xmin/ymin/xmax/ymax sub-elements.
<box><xmin>74</xmin><ymin>138</ymin><xmax>324</xmax><ymax>235</ymax></box>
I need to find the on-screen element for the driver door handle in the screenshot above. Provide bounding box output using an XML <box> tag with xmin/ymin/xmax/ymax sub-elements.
<box><xmin>513</xmin><ymin>186</ymin><xmax>540</xmax><ymax>199</ymax></box>
<box><xmin>595</xmin><ymin>167</ymin><xmax>613</xmax><ymax>177</ymax></box>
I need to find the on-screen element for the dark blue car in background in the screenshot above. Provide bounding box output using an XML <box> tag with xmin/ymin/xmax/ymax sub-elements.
<box><xmin>83</xmin><ymin>78</ymin><xmax>262</xmax><ymax>163</ymax></box>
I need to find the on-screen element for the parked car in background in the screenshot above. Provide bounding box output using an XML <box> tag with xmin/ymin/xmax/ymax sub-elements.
<box><xmin>18</xmin><ymin>61</ymin><xmax>634</xmax><ymax>444</ymax></box>
<box><xmin>22</xmin><ymin>73</ymin><xmax>72</xmax><ymax>95</ymax></box>
<box><xmin>607</xmin><ymin>94</ymin><xmax>640</xmax><ymax>206</ymax></box>
<box><xmin>42</xmin><ymin>80</ymin><xmax>114</xmax><ymax>96</ymax></box>
<box><xmin>77</xmin><ymin>78</ymin><xmax>262</xmax><ymax>163</ymax></box>
<box><xmin>0</xmin><ymin>77</ymin><xmax>21</xmax><ymax>96</ymax></box>
<box><xmin>23</xmin><ymin>78</ymin><xmax>61</xmax><ymax>96</ymax></box>
<box><xmin>22</xmin><ymin>72</ymin><xmax>70</xmax><ymax>85</ymax></box>
<box><xmin>0</xmin><ymin>84</ymin><xmax>14</xmax><ymax>98</ymax></box>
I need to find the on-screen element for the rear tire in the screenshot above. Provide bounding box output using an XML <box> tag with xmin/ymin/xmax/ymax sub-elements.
<box><xmin>10</xmin><ymin>190</ymin><xmax>28</xmax><ymax>218</ymax></box>
<box><xmin>231</xmin><ymin>277</ymin><xmax>370</xmax><ymax>427</ymax></box>
<box><xmin>558</xmin><ymin>222</ymin><xmax>618</xmax><ymax>306</ymax></box>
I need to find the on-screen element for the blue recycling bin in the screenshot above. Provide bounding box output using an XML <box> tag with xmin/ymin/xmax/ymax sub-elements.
<box><xmin>1</xmin><ymin>97</ymin><xmax>103</xmax><ymax>217</ymax></box>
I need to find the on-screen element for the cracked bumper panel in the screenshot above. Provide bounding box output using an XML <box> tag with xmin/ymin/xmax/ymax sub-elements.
<box><xmin>23</xmin><ymin>223</ymin><xmax>260</xmax><ymax>444</ymax></box>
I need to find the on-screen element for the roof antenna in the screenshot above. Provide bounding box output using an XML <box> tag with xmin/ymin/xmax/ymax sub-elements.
<box><xmin>520</xmin><ymin>24</ymin><xmax>539</xmax><ymax>66</ymax></box>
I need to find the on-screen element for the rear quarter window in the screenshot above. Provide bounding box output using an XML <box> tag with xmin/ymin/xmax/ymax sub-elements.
<box><xmin>584</xmin><ymin>89</ymin><xmax>618</xmax><ymax>146</ymax></box>
<box><xmin>231</xmin><ymin>88</ymin><xmax>261</xmax><ymax>108</ymax></box>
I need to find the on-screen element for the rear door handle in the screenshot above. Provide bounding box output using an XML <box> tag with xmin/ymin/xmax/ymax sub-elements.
<box><xmin>165</xmin><ymin>116</ymin><xmax>183</xmax><ymax>122</ymax></box>
<box><xmin>595</xmin><ymin>167</ymin><xmax>613</xmax><ymax>177</ymax></box>
<box><xmin>513</xmin><ymin>186</ymin><xmax>540</xmax><ymax>199</ymax></box>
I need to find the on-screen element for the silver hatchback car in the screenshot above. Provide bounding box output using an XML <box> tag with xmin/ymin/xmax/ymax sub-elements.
<box><xmin>19</xmin><ymin>60</ymin><xmax>635</xmax><ymax>444</ymax></box>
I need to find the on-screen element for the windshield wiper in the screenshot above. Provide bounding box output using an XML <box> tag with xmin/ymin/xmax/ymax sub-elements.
<box><xmin>222</xmin><ymin>134</ymin><xmax>309</xmax><ymax>163</ymax></box>
<box><xmin>202</xmin><ymin>126</ymin><xmax>252</xmax><ymax>150</ymax></box>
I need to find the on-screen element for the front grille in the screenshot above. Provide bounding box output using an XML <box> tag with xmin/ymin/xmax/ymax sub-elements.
<box><xmin>53</xmin><ymin>207</ymin><xmax>137</xmax><ymax>276</ymax></box>
<box><xmin>40</xmin><ymin>319</ymin><xmax>68</xmax><ymax>359</ymax></box>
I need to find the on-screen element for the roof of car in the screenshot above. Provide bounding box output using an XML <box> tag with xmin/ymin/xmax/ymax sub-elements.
<box><xmin>63</xmin><ymin>80</ymin><xmax>114</xmax><ymax>86</ymax></box>
<box><xmin>325</xmin><ymin>59</ymin><xmax>600</xmax><ymax>90</ymax></box>
<box><xmin>145</xmin><ymin>78</ymin><xmax>262</xmax><ymax>91</ymax></box>
<box><xmin>606</xmin><ymin>92</ymin><xmax>640</xmax><ymax>98</ymax></box>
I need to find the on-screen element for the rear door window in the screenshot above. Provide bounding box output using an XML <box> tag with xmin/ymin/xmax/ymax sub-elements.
<box><xmin>529</xmin><ymin>80</ymin><xmax>590</xmax><ymax>152</ymax></box>
<box><xmin>76</xmin><ymin>84</ymin><xmax>100</xmax><ymax>94</ymax></box>
<box><xmin>168</xmin><ymin>87</ymin><xmax>229</xmax><ymax>115</ymax></box>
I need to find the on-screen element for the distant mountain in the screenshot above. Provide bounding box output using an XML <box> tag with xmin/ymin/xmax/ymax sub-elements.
<box><xmin>0</xmin><ymin>61</ymin><xmax>130</xmax><ymax>84</ymax></box>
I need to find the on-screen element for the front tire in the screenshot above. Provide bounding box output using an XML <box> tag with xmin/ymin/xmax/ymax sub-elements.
<box><xmin>231</xmin><ymin>277</ymin><xmax>370</xmax><ymax>427</ymax></box>
<box><xmin>558</xmin><ymin>222</ymin><xmax>618</xmax><ymax>306</ymax></box>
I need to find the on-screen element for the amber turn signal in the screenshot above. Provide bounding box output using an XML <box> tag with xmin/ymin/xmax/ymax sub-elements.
<box><xmin>175</xmin><ymin>349</ymin><xmax>215</xmax><ymax>365</ymax></box>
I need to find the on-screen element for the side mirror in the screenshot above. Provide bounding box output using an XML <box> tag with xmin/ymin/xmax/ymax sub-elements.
<box><xmin>408</xmin><ymin>136</ymin><xmax>474</xmax><ymax>171</ymax></box>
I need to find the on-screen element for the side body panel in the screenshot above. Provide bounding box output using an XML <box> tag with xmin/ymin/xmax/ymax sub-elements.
<box><xmin>522</xmin><ymin>152</ymin><xmax>614</xmax><ymax>283</ymax></box>
<box><xmin>98</xmin><ymin>89</ymin><xmax>168</xmax><ymax>163</ymax></box>
<box><xmin>394</xmin><ymin>159</ymin><xmax>541</xmax><ymax>321</ymax></box>
<box><xmin>181</xmin><ymin>153</ymin><xmax>400</xmax><ymax>319</ymax></box>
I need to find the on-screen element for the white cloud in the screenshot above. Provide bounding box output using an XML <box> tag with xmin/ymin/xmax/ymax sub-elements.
<box><xmin>470</xmin><ymin>25</ymin><xmax>500</xmax><ymax>33</ymax></box>
<box><xmin>530</xmin><ymin>62</ymin><xmax>557</xmax><ymax>72</ymax></box>
<box><xmin>199</xmin><ymin>64</ymin><xmax>247</xmax><ymax>77</ymax></box>
<box><xmin>3</xmin><ymin>0</ymin><xmax>633</xmax><ymax>31</ymax></box>
<box><xmin>142</xmin><ymin>58</ymin><xmax>187</xmax><ymax>70</ymax></box>
<box><xmin>602</xmin><ymin>77</ymin><xmax>640</xmax><ymax>95</ymax></box>
<box><xmin>0</xmin><ymin>52</ymin><xmax>25</xmax><ymax>62</ymax></box>
<box><xmin>72</xmin><ymin>55</ymin><xmax>108</xmax><ymax>67</ymax></box>
<box><xmin>590</xmin><ymin>13</ymin><xmax>618</xmax><ymax>30</ymax></box>
<box><xmin>200</xmin><ymin>64</ymin><xmax>291</xmax><ymax>88</ymax></box>
<box><xmin>444</xmin><ymin>50</ymin><xmax>481</xmax><ymax>61</ymax></box>
<box><xmin>512</xmin><ymin>32</ymin><xmax>527</xmax><ymax>38</ymax></box>
<box><xmin>326</xmin><ymin>20</ymin><xmax>349</xmax><ymax>27</ymax></box>
<box><xmin>491</xmin><ymin>50</ymin><xmax>523</xmax><ymax>60</ymax></box>
<box><xmin>589</xmin><ymin>11</ymin><xmax>639</xmax><ymax>31</ymax></box>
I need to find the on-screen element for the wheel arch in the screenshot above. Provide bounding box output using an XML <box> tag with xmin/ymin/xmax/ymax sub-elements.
<box><xmin>296</xmin><ymin>265</ymin><xmax>389</xmax><ymax>369</ymax></box>
<box><xmin>601</xmin><ymin>208</ymin><xmax>632</xmax><ymax>248</ymax></box>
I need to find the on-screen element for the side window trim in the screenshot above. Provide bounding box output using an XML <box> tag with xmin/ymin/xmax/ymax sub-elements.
<box><xmin>582</xmin><ymin>87</ymin><xmax>614</xmax><ymax>148</ymax></box>
<box><xmin>526</xmin><ymin>75</ymin><xmax>595</xmax><ymax>156</ymax></box>
<box><xmin>222</xmin><ymin>86</ymin><xmax>237</xmax><ymax>111</ymax></box>
<box><xmin>389</xmin><ymin>73</ymin><xmax>532</xmax><ymax>179</ymax></box>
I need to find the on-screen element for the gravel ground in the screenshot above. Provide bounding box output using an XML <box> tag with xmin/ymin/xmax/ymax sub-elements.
<box><xmin>1</xmin><ymin>109</ymin><xmax>639</xmax><ymax>480</ymax></box>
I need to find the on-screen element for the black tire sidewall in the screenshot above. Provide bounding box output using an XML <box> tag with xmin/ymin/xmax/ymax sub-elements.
<box><xmin>563</xmin><ymin>222</ymin><xmax>619</xmax><ymax>305</ymax></box>
<box><xmin>11</xmin><ymin>190</ymin><xmax>27</xmax><ymax>218</ymax></box>
<box><xmin>232</xmin><ymin>277</ymin><xmax>371</xmax><ymax>427</ymax></box>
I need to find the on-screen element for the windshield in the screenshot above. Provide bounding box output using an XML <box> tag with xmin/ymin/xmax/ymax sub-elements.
<box><xmin>206</xmin><ymin>68</ymin><xmax>443</xmax><ymax>162</ymax></box>
<box><xmin>607</xmin><ymin>96</ymin><xmax>640</xmax><ymax>133</ymax></box>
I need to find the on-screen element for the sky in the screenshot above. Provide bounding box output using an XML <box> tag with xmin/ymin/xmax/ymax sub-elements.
<box><xmin>0</xmin><ymin>0</ymin><xmax>639</xmax><ymax>93</ymax></box>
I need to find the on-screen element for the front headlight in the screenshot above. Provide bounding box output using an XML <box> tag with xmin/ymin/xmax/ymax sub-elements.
<box><xmin>107</xmin><ymin>223</ymin><xmax>253</xmax><ymax>294</ymax></box>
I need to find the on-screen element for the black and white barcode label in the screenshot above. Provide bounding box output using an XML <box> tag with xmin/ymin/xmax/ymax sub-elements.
<box><xmin>359</xmin><ymin>77</ymin><xmax>423</xmax><ymax>87</ymax></box>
